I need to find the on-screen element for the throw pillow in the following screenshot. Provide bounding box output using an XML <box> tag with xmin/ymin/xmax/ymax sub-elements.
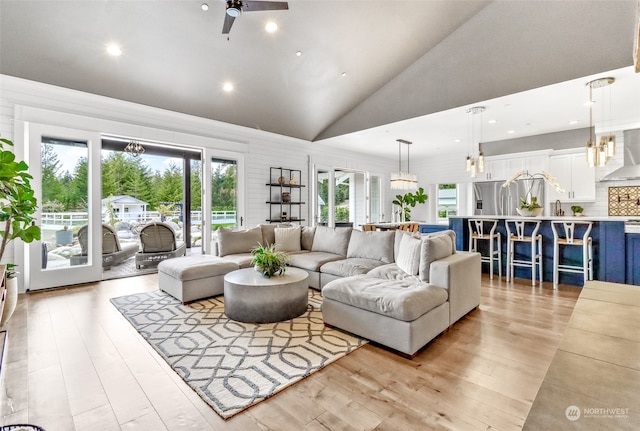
<box><xmin>418</xmin><ymin>234</ymin><xmax>454</xmax><ymax>282</ymax></box>
<box><xmin>396</xmin><ymin>234</ymin><xmax>421</xmax><ymax>276</ymax></box>
<box><xmin>260</xmin><ymin>223</ymin><xmax>291</xmax><ymax>246</ymax></box>
<box><xmin>275</xmin><ymin>226</ymin><xmax>302</xmax><ymax>252</ymax></box>
<box><xmin>217</xmin><ymin>226</ymin><xmax>263</xmax><ymax>257</ymax></box>
<box><xmin>301</xmin><ymin>226</ymin><xmax>316</xmax><ymax>250</ymax></box>
<box><xmin>347</xmin><ymin>230</ymin><xmax>394</xmax><ymax>263</ymax></box>
<box><xmin>425</xmin><ymin>229</ymin><xmax>457</xmax><ymax>254</ymax></box>
<box><xmin>311</xmin><ymin>226</ymin><xmax>352</xmax><ymax>256</ymax></box>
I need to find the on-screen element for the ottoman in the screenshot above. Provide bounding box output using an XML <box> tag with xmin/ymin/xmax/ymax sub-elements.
<box><xmin>322</xmin><ymin>275</ymin><xmax>450</xmax><ymax>357</ymax></box>
<box><xmin>158</xmin><ymin>255</ymin><xmax>239</xmax><ymax>303</ymax></box>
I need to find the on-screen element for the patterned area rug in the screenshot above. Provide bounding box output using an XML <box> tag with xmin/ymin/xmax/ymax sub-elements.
<box><xmin>110</xmin><ymin>289</ymin><xmax>366</xmax><ymax>419</ymax></box>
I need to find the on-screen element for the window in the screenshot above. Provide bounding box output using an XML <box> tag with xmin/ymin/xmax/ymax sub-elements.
<box><xmin>437</xmin><ymin>184</ymin><xmax>457</xmax><ymax>221</ymax></box>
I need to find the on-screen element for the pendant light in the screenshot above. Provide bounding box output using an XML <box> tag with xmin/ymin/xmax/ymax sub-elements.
<box><xmin>390</xmin><ymin>139</ymin><xmax>418</xmax><ymax>191</ymax></box>
<box><xmin>124</xmin><ymin>140</ymin><xmax>145</xmax><ymax>157</ymax></box>
<box><xmin>585</xmin><ymin>77</ymin><xmax>615</xmax><ymax>167</ymax></box>
<box><xmin>465</xmin><ymin>106</ymin><xmax>485</xmax><ymax>178</ymax></box>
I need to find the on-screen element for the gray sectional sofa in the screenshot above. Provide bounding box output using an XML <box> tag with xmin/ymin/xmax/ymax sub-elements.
<box><xmin>208</xmin><ymin>223</ymin><xmax>481</xmax><ymax>357</ymax></box>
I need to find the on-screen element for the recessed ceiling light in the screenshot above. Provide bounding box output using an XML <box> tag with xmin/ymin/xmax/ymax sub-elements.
<box><xmin>488</xmin><ymin>119</ymin><xmax>497</xmax><ymax>124</ymax></box>
<box><xmin>201</xmin><ymin>3</ymin><xmax>209</xmax><ymax>11</ymax></box>
<box><xmin>584</xmin><ymin>100</ymin><xmax>595</xmax><ymax>106</ymax></box>
<box><xmin>569</xmin><ymin>120</ymin><xmax>579</xmax><ymax>125</ymax></box>
<box><xmin>223</xmin><ymin>82</ymin><xmax>234</xmax><ymax>92</ymax></box>
<box><xmin>454</xmin><ymin>139</ymin><xmax>461</xmax><ymax>143</ymax></box>
<box><xmin>265</xmin><ymin>21</ymin><xmax>278</xmax><ymax>33</ymax></box>
<box><xmin>507</xmin><ymin>130</ymin><xmax>515</xmax><ymax>134</ymax></box>
<box><xmin>341</xmin><ymin>72</ymin><xmax>347</xmax><ymax>77</ymax></box>
<box><xmin>106</xmin><ymin>43</ymin><xmax>122</xmax><ymax>56</ymax></box>
<box><xmin>295</xmin><ymin>51</ymin><xmax>302</xmax><ymax>57</ymax></box>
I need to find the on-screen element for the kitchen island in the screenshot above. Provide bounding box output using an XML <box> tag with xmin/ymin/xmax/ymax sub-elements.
<box><xmin>449</xmin><ymin>215</ymin><xmax>630</xmax><ymax>286</ymax></box>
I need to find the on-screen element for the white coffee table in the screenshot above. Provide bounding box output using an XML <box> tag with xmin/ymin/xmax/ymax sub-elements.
<box><xmin>223</xmin><ymin>267</ymin><xmax>309</xmax><ymax>323</ymax></box>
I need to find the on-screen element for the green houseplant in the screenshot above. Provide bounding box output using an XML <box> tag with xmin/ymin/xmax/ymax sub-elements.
<box><xmin>517</xmin><ymin>196</ymin><xmax>543</xmax><ymax>216</ymax></box>
<box><xmin>251</xmin><ymin>243</ymin><xmax>289</xmax><ymax>277</ymax></box>
<box><xmin>0</xmin><ymin>137</ymin><xmax>42</xmax><ymax>263</ymax></box>
<box><xmin>571</xmin><ymin>205</ymin><xmax>584</xmax><ymax>216</ymax></box>
<box><xmin>0</xmin><ymin>137</ymin><xmax>41</xmax><ymax>327</ymax></box>
<box><xmin>392</xmin><ymin>187</ymin><xmax>428</xmax><ymax>222</ymax></box>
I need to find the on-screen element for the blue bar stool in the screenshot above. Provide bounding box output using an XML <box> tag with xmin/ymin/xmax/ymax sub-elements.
<box><xmin>551</xmin><ymin>221</ymin><xmax>593</xmax><ymax>288</ymax></box>
<box><xmin>505</xmin><ymin>219</ymin><xmax>542</xmax><ymax>285</ymax></box>
<box><xmin>468</xmin><ymin>218</ymin><xmax>501</xmax><ymax>279</ymax></box>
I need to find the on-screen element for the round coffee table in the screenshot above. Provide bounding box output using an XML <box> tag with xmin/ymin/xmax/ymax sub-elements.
<box><xmin>223</xmin><ymin>267</ymin><xmax>309</xmax><ymax>323</ymax></box>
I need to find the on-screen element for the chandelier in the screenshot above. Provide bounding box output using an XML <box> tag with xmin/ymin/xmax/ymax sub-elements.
<box><xmin>465</xmin><ymin>106</ymin><xmax>485</xmax><ymax>177</ymax></box>
<box><xmin>586</xmin><ymin>77</ymin><xmax>616</xmax><ymax>167</ymax></box>
<box><xmin>390</xmin><ymin>139</ymin><xmax>418</xmax><ymax>191</ymax></box>
<box><xmin>124</xmin><ymin>140</ymin><xmax>145</xmax><ymax>157</ymax></box>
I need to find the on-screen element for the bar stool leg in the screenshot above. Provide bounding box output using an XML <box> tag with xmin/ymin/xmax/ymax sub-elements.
<box><xmin>530</xmin><ymin>238</ymin><xmax>536</xmax><ymax>285</ymax></box>
<box><xmin>506</xmin><ymin>238</ymin><xmax>511</xmax><ymax>282</ymax></box>
<box><xmin>497</xmin><ymin>233</ymin><xmax>502</xmax><ymax>277</ymax></box>
<box><xmin>553</xmin><ymin>242</ymin><xmax>559</xmax><ymax>289</ymax></box>
<box><xmin>588</xmin><ymin>241</ymin><xmax>594</xmax><ymax>281</ymax></box>
<box><xmin>488</xmin><ymin>236</ymin><xmax>494</xmax><ymax>279</ymax></box>
<box><xmin>537</xmin><ymin>236</ymin><xmax>543</xmax><ymax>284</ymax></box>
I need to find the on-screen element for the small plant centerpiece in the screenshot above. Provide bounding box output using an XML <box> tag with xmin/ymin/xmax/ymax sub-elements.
<box><xmin>571</xmin><ymin>205</ymin><xmax>584</xmax><ymax>216</ymax></box>
<box><xmin>392</xmin><ymin>187</ymin><xmax>428</xmax><ymax>222</ymax></box>
<box><xmin>518</xmin><ymin>196</ymin><xmax>543</xmax><ymax>217</ymax></box>
<box><xmin>251</xmin><ymin>243</ymin><xmax>289</xmax><ymax>277</ymax></box>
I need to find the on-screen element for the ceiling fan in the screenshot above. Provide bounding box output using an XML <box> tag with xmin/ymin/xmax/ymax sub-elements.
<box><xmin>222</xmin><ymin>0</ymin><xmax>289</xmax><ymax>34</ymax></box>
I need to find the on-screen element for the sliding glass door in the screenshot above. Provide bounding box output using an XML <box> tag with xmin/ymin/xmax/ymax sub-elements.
<box><xmin>201</xmin><ymin>149</ymin><xmax>244</xmax><ymax>254</ymax></box>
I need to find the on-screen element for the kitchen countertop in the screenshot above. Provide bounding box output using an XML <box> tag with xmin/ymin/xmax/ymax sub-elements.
<box><xmin>449</xmin><ymin>215</ymin><xmax>635</xmax><ymax>222</ymax></box>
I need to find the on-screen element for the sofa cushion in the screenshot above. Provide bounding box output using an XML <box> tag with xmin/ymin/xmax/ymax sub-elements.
<box><xmin>322</xmin><ymin>276</ymin><xmax>448</xmax><ymax>321</ymax></box>
<box><xmin>275</xmin><ymin>226</ymin><xmax>301</xmax><ymax>252</ymax></box>
<box><xmin>287</xmin><ymin>251</ymin><xmax>344</xmax><ymax>271</ymax></box>
<box><xmin>301</xmin><ymin>226</ymin><xmax>316</xmax><ymax>250</ymax></box>
<box><xmin>320</xmin><ymin>258</ymin><xmax>386</xmax><ymax>277</ymax></box>
<box><xmin>217</xmin><ymin>226</ymin><xmax>263</xmax><ymax>257</ymax></box>
<box><xmin>418</xmin><ymin>234</ymin><xmax>455</xmax><ymax>282</ymax></box>
<box><xmin>311</xmin><ymin>226</ymin><xmax>352</xmax><ymax>256</ymax></box>
<box><xmin>260</xmin><ymin>223</ymin><xmax>291</xmax><ymax>246</ymax></box>
<box><xmin>426</xmin><ymin>229</ymin><xmax>457</xmax><ymax>254</ymax></box>
<box><xmin>367</xmin><ymin>263</ymin><xmax>416</xmax><ymax>280</ymax></box>
<box><xmin>394</xmin><ymin>230</ymin><xmax>420</xmax><ymax>261</ymax></box>
<box><xmin>215</xmin><ymin>253</ymin><xmax>254</xmax><ymax>268</ymax></box>
<box><xmin>396</xmin><ymin>234</ymin><xmax>421</xmax><ymax>276</ymax></box>
<box><xmin>347</xmin><ymin>230</ymin><xmax>394</xmax><ymax>263</ymax></box>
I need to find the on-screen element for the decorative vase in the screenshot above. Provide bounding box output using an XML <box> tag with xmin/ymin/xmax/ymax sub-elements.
<box><xmin>516</xmin><ymin>207</ymin><xmax>543</xmax><ymax>217</ymax></box>
<box><xmin>282</xmin><ymin>192</ymin><xmax>291</xmax><ymax>202</ymax></box>
<box><xmin>1</xmin><ymin>276</ymin><xmax>18</xmax><ymax>328</ymax></box>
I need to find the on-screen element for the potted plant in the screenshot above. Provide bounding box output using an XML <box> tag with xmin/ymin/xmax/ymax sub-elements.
<box><xmin>0</xmin><ymin>137</ymin><xmax>41</xmax><ymax>325</ymax></box>
<box><xmin>571</xmin><ymin>205</ymin><xmax>584</xmax><ymax>216</ymax></box>
<box><xmin>1</xmin><ymin>263</ymin><xmax>19</xmax><ymax>328</ymax></box>
<box><xmin>392</xmin><ymin>187</ymin><xmax>428</xmax><ymax>222</ymax></box>
<box><xmin>251</xmin><ymin>243</ymin><xmax>289</xmax><ymax>277</ymax></box>
<box><xmin>517</xmin><ymin>196</ymin><xmax>543</xmax><ymax>217</ymax></box>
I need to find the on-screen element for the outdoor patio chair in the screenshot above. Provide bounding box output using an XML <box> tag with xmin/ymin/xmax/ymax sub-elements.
<box><xmin>71</xmin><ymin>224</ymin><xmax>139</xmax><ymax>269</ymax></box>
<box><xmin>135</xmin><ymin>222</ymin><xmax>186</xmax><ymax>269</ymax></box>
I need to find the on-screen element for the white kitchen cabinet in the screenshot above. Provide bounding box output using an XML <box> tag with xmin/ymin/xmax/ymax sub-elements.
<box><xmin>477</xmin><ymin>153</ymin><xmax>549</xmax><ymax>182</ymax></box>
<box><xmin>547</xmin><ymin>152</ymin><xmax>595</xmax><ymax>202</ymax></box>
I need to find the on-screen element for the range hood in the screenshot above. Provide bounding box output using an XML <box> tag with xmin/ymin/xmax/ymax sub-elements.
<box><xmin>600</xmin><ymin>129</ymin><xmax>640</xmax><ymax>181</ymax></box>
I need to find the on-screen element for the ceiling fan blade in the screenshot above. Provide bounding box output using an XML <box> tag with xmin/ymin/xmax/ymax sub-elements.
<box><xmin>222</xmin><ymin>13</ymin><xmax>236</xmax><ymax>34</ymax></box>
<box><xmin>243</xmin><ymin>1</ymin><xmax>288</xmax><ymax>12</ymax></box>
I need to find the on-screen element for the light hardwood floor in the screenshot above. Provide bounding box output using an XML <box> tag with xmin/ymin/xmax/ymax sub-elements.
<box><xmin>1</xmin><ymin>274</ymin><xmax>580</xmax><ymax>431</ymax></box>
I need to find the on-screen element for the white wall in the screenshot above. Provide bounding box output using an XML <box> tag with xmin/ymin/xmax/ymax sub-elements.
<box><xmin>0</xmin><ymin>75</ymin><xmax>395</xmax><ymax>268</ymax></box>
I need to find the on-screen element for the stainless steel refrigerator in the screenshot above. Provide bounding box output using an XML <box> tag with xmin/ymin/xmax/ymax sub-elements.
<box><xmin>473</xmin><ymin>178</ymin><xmax>545</xmax><ymax>216</ymax></box>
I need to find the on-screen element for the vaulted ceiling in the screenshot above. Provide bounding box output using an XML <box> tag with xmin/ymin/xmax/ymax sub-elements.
<box><xmin>1</xmin><ymin>0</ymin><xmax>638</xmax><ymax>158</ymax></box>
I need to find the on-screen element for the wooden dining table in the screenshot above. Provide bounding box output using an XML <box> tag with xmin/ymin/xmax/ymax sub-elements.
<box><xmin>362</xmin><ymin>222</ymin><xmax>414</xmax><ymax>231</ymax></box>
